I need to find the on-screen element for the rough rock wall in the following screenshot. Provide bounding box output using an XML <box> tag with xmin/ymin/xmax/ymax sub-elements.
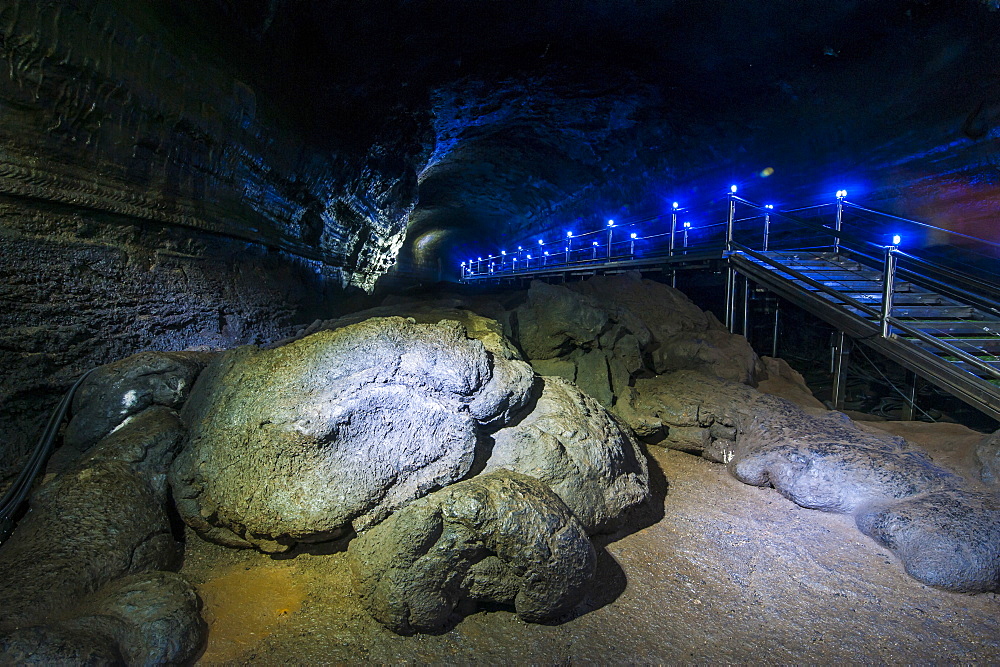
<box><xmin>0</xmin><ymin>1</ymin><xmax>419</xmax><ymax>281</ymax></box>
<box><xmin>0</xmin><ymin>196</ymin><xmax>364</xmax><ymax>470</ymax></box>
<box><xmin>0</xmin><ymin>1</ymin><xmax>428</xmax><ymax>468</ymax></box>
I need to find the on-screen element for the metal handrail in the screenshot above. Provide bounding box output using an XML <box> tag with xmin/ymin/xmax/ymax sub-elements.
<box><xmin>733</xmin><ymin>244</ymin><xmax>1000</xmax><ymax>380</ymax></box>
<box><xmin>844</xmin><ymin>201</ymin><xmax>1000</xmax><ymax>251</ymax></box>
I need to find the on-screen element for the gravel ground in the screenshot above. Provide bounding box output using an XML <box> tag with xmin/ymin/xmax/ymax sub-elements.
<box><xmin>181</xmin><ymin>435</ymin><xmax>1000</xmax><ymax>664</ymax></box>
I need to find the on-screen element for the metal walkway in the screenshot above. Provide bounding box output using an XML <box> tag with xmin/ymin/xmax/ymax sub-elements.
<box><xmin>463</xmin><ymin>190</ymin><xmax>1000</xmax><ymax>421</ymax></box>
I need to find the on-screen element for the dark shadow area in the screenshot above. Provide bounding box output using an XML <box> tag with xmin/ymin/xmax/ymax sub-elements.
<box><xmin>600</xmin><ymin>443</ymin><xmax>670</xmax><ymax>545</ymax></box>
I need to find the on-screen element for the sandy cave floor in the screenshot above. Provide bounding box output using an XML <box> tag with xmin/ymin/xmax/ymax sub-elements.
<box><xmin>180</xmin><ymin>417</ymin><xmax>1000</xmax><ymax>664</ymax></box>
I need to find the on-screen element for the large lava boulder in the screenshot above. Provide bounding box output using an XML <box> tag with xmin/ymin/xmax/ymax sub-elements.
<box><xmin>976</xmin><ymin>429</ymin><xmax>1000</xmax><ymax>486</ymax></box>
<box><xmin>485</xmin><ymin>376</ymin><xmax>649</xmax><ymax>535</ymax></box>
<box><xmin>347</xmin><ymin>470</ymin><xmax>596</xmax><ymax>635</ymax></box>
<box><xmin>170</xmin><ymin>316</ymin><xmax>535</xmax><ymax>552</ymax></box>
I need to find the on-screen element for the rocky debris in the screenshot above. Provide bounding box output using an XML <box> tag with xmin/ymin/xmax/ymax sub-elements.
<box><xmin>510</xmin><ymin>275</ymin><xmax>760</xmax><ymax>413</ymax></box>
<box><xmin>976</xmin><ymin>429</ymin><xmax>1000</xmax><ymax>485</ymax></box>
<box><xmin>629</xmin><ymin>370</ymin><xmax>1000</xmax><ymax>593</ymax></box>
<box><xmin>347</xmin><ymin>470</ymin><xmax>596</xmax><ymax>635</ymax></box>
<box><xmin>0</xmin><ymin>406</ymin><xmax>204</xmax><ymax>662</ymax></box>
<box><xmin>486</xmin><ymin>376</ymin><xmax>649</xmax><ymax>535</ymax></box>
<box><xmin>64</xmin><ymin>351</ymin><xmax>213</xmax><ymax>451</ymax></box>
<box><xmin>612</xmin><ymin>371</ymin><xmax>754</xmax><ymax>453</ymax></box>
<box><xmin>170</xmin><ymin>316</ymin><xmax>536</xmax><ymax>552</ymax></box>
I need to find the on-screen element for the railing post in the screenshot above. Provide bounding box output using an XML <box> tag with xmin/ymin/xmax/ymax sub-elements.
<box><xmin>742</xmin><ymin>276</ymin><xmax>750</xmax><ymax>338</ymax></box>
<box><xmin>725</xmin><ymin>267</ymin><xmax>735</xmax><ymax>331</ymax></box>
<box><xmin>566</xmin><ymin>231</ymin><xmax>573</xmax><ymax>264</ymax></box>
<box><xmin>763</xmin><ymin>204</ymin><xmax>772</xmax><ymax>251</ymax></box>
<box><xmin>834</xmin><ymin>190</ymin><xmax>846</xmax><ymax>254</ymax></box>
<box><xmin>830</xmin><ymin>330</ymin><xmax>853</xmax><ymax>410</ymax></box>
<box><xmin>880</xmin><ymin>244</ymin><xmax>898</xmax><ymax>337</ymax></box>
<box><xmin>607</xmin><ymin>220</ymin><xmax>614</xmax><ymax>260</ymax></box>
<box><xmin>670</xmin><ymin>211</ymin><xmax>677</xmax><ymax>257</ymax></box>
<box><xmin>670</xmin><ymin>207</ymin><xmax>679</xmax><ymax>287</ymax></box>
<box><xmin>771</xmin><ymin>300</ymin><xmax>780</xmax><ymax>358</ymax></box>
<box><xmin>726</xmin><ymin>185</ymin><xmax>737</xmax><ymax>250</ymax></box>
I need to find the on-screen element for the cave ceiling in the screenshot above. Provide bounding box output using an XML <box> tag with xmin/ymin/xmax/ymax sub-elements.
<box><xmin>6</xmin><ymin>0</ymin><xmax>1000</xmax><ymax>284</ymax></box>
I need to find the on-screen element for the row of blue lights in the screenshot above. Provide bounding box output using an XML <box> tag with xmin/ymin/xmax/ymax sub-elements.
<box><xmin>461</xmin><ymin>187</ymin><xmax>902</xmax><ymax>273</ymax></box>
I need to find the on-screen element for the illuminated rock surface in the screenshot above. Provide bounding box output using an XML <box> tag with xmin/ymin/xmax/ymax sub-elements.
<box><xmin>347</xmin><ymin>470</ymin><xmax>596</xmax><ymax>635</ymax></box>
<box><xmin>486</xmin><ymin>376</ymin><xmax>649</xmax><ymax>535</ymax></box>
<box><xmin>170</xmin><ymin>316</ymin><xmax>536</xmax><ymax>552</ymax></box>
<box><xmin>631</xmin><ymin>370</ymin><xmax>1000</xmax><ymax>593</ymax></box>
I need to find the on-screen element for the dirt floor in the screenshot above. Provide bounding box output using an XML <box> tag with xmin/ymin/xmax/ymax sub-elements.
<box><xmin>180</xmin><ymin>402</ymin><xmax>1000</xmax><ymax>664</ymax></box>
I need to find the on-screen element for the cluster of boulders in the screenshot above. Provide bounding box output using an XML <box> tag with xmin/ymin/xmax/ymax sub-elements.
<box><xmin>170</xmin><ymin>313</ymin><xmax>649</xmax><ymax>632</ymax></box>
<box><xmin>2</xmin><ymin>271</ymin><xmax>998</xmax><ymax>659</ymax></box>
<box><xmin>0</xmin><ymin>353</ymin><xmax>211</xmax><ymax>663</ymax></box>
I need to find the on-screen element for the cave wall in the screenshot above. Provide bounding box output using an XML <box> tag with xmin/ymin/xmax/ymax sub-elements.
<box><xmin>0</xmin><ymin>1</ymin><xmax>424</xmax><ymax>469</ymax></box>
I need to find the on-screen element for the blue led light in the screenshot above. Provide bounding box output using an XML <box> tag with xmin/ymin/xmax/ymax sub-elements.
<box><xmin>538</xmin><ymin>239</ymin><xmax>544</xmax><ymax>245</ymax></box>
<box><xmin>630</xmin><ymin>232</ymin><xmax>637</xmax><ymax>239</ymax></box>
<box><xmin>592</xmin><ymin>241</ymin><xmax>599</xmax><ymax>246</ymax></box>
<box><xmin>730</xmin><ymin>185</ymin><xmax>738</xmax><ymax>193</ymax></box>
<box><xmin>501</xmin><ymin>250</ymin><xmax>506</xmax><ymax>255</ymax></box>
<box><xmin>683</xmin><ymin>221</ymin><xmax>691</xmax><ymax>228</ymax></box>
<box><xmin>672</xmin><ymin>202</ymin><xmax>679</xmax><ymax>209</ymax></box>
<box><xmin>836</xmin><ymin>190</ymin><xmax>848</xmax><ymax>199</ymax></box>
<box><xmin>765</xmin><ymin>204</ymin><xmax>774</xmax><ymax>209</ymax></box>
<box><xmin>567</xmin><ymin>231</ymin><xmax>573</xmax><ymax>237</ymax></box>
<box><xmin>892</xmin><ymin>234</ymin><xmax>901</xmax><ymax>245</ymax></box>
<box><xmin>607</xmin><ymin>219</ymin><xmax>614</xmax><ymax>227</ymax></box>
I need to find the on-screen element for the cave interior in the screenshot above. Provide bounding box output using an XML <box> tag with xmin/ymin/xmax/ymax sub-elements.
<box><xmin>1</xmin><ymin>0</ymin><xmax>999</xmax><ymax>663</ymax></box>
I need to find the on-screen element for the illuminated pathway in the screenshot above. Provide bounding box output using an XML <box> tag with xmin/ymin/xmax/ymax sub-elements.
<box><xmin>462</xmin><ymin>189</ymin><xmax>1000</xmax><ymax>422</ymax></box>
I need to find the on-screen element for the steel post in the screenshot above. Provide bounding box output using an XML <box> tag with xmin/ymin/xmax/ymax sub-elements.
<box><xmin>902</xmin><ymin>370</ymin><xmax>918</xmax><ymax>421</ymax></box>
<box><xmin>880</xmin><ymin>246</ymin><xmax>898</xmax><ymax>337</ymax></box>
<box><xmin>727</xmin><ymin>194</ymin><xmax>736</xmax><ymax>250</ymax></box>
<box><xmin>830</xmin><ymin>330</ymin><xmax>853</xmax><ymax>410</ymax></box>
<box><xmin>834</xmin><ymin>195</ymin><xmax>844</xmax><ymax>254</ymax></box>
<box><xmin>771</xmin><ymin>300</ymin><xmax>780</xmax><ymax>358</ymax></box>
<box><xmin>742</xmin><ymin>276</ymin><xmax>750</xmax><ymax>339</ymax></box>
<box><xmin>725</xmin><ymin>267</ymin><xmax>735</xmax><ymax>331</ymax></box>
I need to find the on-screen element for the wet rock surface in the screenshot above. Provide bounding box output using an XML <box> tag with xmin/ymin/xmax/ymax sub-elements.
<box><xmin>486</xmin><ymin>376</ymin><xmax>649</xmax><ymax>535</ymax></box>
<box><xmin>347</xmin><ymin>470</ymin><xmax>596</xmax><ymax>635</ymax></box>
<box><xmin>170</xmin><ymin>316</ymin><xmax>536</xmax><ymax>551</ymax></box>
